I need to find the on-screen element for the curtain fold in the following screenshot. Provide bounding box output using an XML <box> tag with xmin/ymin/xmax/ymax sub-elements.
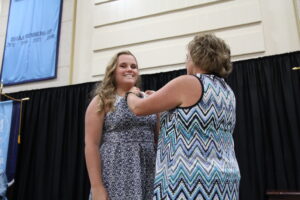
<box><xmin>227</xmin><ymin>52</ymin><xmax>300</xmax><ymax>200</ymax></box>
<box><xmin>5</xmin><ymin>51</ymin><xmax>300</xmax><ymax>200</ymax></box>
<box><xmin>6</xmin><ymin>83</ymin><xmax>95</xmax><ymax>200</ymax></box>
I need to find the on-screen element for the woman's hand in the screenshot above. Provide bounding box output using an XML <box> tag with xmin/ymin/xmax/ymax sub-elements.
<box><xmin>129</xmin><ymin>86</ymin><xmax>141</xmax><ymax>96</ymax></box>
<box><xmin>91</xmin><ymin>186</ymin><xmax>109</xmax><ymax>200</ymax></box>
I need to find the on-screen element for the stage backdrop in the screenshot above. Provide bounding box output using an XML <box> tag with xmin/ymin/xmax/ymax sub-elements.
<box><xmin>5</xmin><ymin>51</ymin><xmax>300</xmax><ymax>200</ymax></box>
<box><xmin>0</xmin><ymin>0</ymin><xmax>63</xmax><ymax>85</ymax></box>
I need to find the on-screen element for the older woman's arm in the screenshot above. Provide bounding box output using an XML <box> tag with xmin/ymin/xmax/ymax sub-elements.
<box><xmin>127</xmin><ymin>75</ymin><xmax>202</xmax><ymax>116</ymax></box>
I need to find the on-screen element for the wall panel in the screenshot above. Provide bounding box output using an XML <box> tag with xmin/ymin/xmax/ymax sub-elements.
<box><xmin>91</xmin><ymin>0</ymin><xmax>264</xmax><ymax>78</ymax></box>
<box><xmin>92</xmin><ymin>0</ymin><xmax>261</xmax><ymax>51</ymax></box>
<box><xmin>93</xmin><ymin>0</ymin><xmax>228</xmax><ymax>27</ymax></box>
<box><xmin>92</xmin><ymin>24</ymin><xmax>265</xmax><ymax>77</ymax></box>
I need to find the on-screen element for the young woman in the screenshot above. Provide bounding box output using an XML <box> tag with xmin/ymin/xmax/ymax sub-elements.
<box><xmin>85</xmin><ymin>51</ymin><xmax>159</xmax><ymax>200</ymax></box>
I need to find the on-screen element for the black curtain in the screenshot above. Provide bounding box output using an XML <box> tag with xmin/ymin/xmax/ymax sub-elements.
<box><xmin>227</xmin><ymin>52</ymin><xmax>300</xmax><ymax>200</ymax></box>
<box><xmin>6</xmin><ymin>83</ymin><xmax>96</xmax><ymax>200</ymax></box>
<box><xmin>6</xmin><ymin>51</ymin><xmax>300</xmax><ymax>200</ymax></box>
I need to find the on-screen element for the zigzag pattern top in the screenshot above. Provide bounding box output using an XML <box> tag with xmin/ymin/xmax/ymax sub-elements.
<box><xmin>153</xmin><ymin>74</ymin><xmax>240</xmax><ymax>200</ymax></box>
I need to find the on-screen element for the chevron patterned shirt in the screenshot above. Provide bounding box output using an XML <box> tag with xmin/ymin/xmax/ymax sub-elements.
<box><xmin>153</xmin><ymin>73</ymin><xmax>240</xmax><ymax>200</ymax></box>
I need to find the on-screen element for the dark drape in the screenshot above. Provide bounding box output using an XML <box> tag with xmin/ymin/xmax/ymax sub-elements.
<box><xmin>6</xmin><ymin>83</ymin><xmax>96</xmax><ymax>200</ymax></box>
<box><xmin>6</xmin><ymin>51</ymin><xmax>300</xmax><ymax>200</ymax></box>
<box><xmin>227</xmin><ymin>52</ymin><xmax>300</xmax><ymax>200</ymax></box>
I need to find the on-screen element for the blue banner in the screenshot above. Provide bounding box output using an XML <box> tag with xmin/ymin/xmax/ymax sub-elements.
<box><xmin>0</xmin><ymin>101</ymin><xmax>13</xmax><ymax>175</ymax></box>
<box><xmin>0</xmin><ymin>100</ymin><xmax>20</xmax><ymax>198</ymax></box>
<box><xmin>1</xmin><ymin>0</ymin><xmax>63</xmax><ymax>85</ymax></box>
<box><xmin>6</xmin><ymin>101</ymin><xmax>20</xmax><ymax>185</ymax></box>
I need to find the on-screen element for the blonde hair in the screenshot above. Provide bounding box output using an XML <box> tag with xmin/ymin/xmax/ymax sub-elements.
<box><xmin>94</xmin><ymin>50</ymin><xmax>141</xmax><ymax>112</ymax></box>
<box><xmin>188</xmin><ymin>33</ymin><xmax>232</xmax><ymax>78</ymax></box>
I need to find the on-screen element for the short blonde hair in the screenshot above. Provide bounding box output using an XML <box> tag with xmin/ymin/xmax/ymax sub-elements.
<box><xmin>188</xmin><ymin>33</ymin><xmax>232</xmax><ymax>78</ymax></box>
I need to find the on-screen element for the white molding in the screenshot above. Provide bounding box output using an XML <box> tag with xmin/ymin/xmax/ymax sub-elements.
<box><xmin>92</xmin><ymin>0</ymin><xmax>261</xmax><ymax>51</ymax></box>
<box><xmin>93</xmin><ymin>0</ymin><xmax>228</xmax><ymax>27</ymax></box>
<box><xmin>94</xmin><ymin>0</ymin><xmax>116</xmax><ymax>6</ymax></box>
<box><xmin>91</xmin><ymin>24</ymin><xmax>265</xmax><ymax>76</ymax></box>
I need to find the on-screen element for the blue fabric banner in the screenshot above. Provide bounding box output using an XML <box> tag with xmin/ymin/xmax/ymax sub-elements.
<box><xmin>0</xmin><ymin>101</ymin><xmax>13</xmax><ymax>175</ymax></box>
<box><xmin>1</xmin><ymin>0</ymin><xmax>63</xmax><ymax>85</ymax></box>
<box><xmin>0</xmin><ymin>100</ymin><xmax>20</xmax><ymax>199</ymax></box>
<box><xmin>6</xmin><ymin>101</ymin><xmax>20</xmax><ymax>185</ymax></box>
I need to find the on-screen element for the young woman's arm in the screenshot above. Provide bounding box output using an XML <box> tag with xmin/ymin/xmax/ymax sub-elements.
<box><xmin>85</xmin><ymin>96</ymin><xmax>109</xmax><ymax>200</ymax></box>
<box><xmin>127</xmin><ymin>75</ymin><xmax>202</xmax><ymax>116</ymax></box>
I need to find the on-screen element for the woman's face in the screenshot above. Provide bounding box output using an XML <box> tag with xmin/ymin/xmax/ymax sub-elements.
<box><xmin>114</xmin><ymin>54</ymin><xmax>139</xmax><ymax>88</ymax></box>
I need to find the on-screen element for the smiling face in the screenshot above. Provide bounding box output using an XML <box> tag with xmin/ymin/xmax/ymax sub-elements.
<box><xmin>114</xmin><ymin>54</ymin><xmax>139</xmax><ymax>89</ymax></box>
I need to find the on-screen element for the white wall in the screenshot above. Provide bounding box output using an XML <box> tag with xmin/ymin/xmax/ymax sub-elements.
<box><xmin>73</xmin><ymin>0</ymin><xmax>300</xmax><ymax>84</ymax></box>
<box><xmin>1</xmin><ymin>0</ymin><xmax>75</xmax><ymax>93</ymax></box>
<box><xmin>1</xmin><ymin>0</ymin><xmax>300</xmax><ymax>93</ymax></box>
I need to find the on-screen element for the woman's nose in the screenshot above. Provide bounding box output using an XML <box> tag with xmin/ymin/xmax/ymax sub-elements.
<box><xmin>126</xmin><ymin>66</ymin><xmax>133</xmax><ymax>71</ymax></box>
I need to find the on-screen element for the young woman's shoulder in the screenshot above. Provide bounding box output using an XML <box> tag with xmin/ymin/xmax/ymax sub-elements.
<box><xmin>86</xmin><ymin>96</ymin><xmax>104</xmax><ymax>117</ymax></box>
<box><xmin>88</xmin><ymin>96</ymin><xmax>100</xmax><ymax>109</ymax></box>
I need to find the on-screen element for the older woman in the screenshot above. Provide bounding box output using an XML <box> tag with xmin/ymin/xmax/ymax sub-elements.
<box><xmin>85</xmin><ymin>51</ymin><xmax>159</xmax><ymax>200</ymax></box>
<box><xmin>127</xmin><ymin>33</ymin><xmax>241</xmax><ymax>200</ymax></box>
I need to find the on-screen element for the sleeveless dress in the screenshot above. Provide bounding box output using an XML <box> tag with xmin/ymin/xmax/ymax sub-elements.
<box><xmin>89</xmin><ymin>95</ymin><xmax>157</xmax><ymax>200</ymax></box>
<box><xmin>153</xmin><ymin>74</ymin><xmax>241</xmax><ymax>200</ymax></box>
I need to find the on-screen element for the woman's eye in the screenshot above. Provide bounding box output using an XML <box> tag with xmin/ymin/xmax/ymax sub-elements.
<box><xmin>131</xmin><ymin>65</ymin><xmax>137</xmax><ymax>69</ymax></box>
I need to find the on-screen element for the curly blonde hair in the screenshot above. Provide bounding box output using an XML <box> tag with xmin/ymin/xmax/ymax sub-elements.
<box><xmin>94</xmin><ymin>50</ymin><xmax>141</xmax><ymax>112</ymax></box>
<box><xmin>188</xmin><ymin>33</ymin><xmax>232</xmax><ymax>78</ymax></box>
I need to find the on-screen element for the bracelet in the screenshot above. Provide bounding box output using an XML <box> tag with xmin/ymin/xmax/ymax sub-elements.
<box><xmin>125</xmin><ymin>91</ymin><xmax>143</xmax><ymax>101</ymax></box>
<box><xmin>125</xmin><ymin>92</ymin><xmax>137</xmax><ymax>102</ymax></box>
